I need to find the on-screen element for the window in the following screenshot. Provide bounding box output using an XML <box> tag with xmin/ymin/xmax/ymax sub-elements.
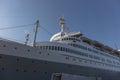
<box><xmin>92</xmin><ymin>50</ymin><xmax>98</xmax><ymax>54</ymax></box>
<box><xmin>93</xmin><ymin>56</ymin><xmax>100</xmax><ymax>60</ymax></box>
<box><xmin>60</xmin><ymin>47</ymin><xmax>62</xmax><ymax>51</ymax></box>
<box><xmin>52</xmin><ymin>46</ymin><xmax>54</xmax><ymax>50</ymax></box>
<box><xmin>43</xmin><ymin>46</ymin><xmax>45</xmax><ymax>50</ymax></box>
<box><xmin>55</xmin><ymin>46</ymin><xmax>57</xmax><ymax>50</ymax></box>
<box><xmin>66</xmin><ymin>57</ymin><xmax>69</xmax><ymax>59</ymax></box>
<box><xmin>79</xmin><ymin>52</ymin><xmax>88</xmax><ymax>57</ymax></box>
<box><xmin>101</xmin><ymin>58</ymin><xmax>105</xmax><ymax>62</ymax></box>
<box><xmin>73</xmin><ymin>40</ymin><xmax>76</xmax><ymax>42</ymax></box>
<box><xmin>45</xmin><ymin>46</ymin><xmax>48</xmax><ymax>50</ymax></box>
<box><xmin>58</xmin><ymin>47</ymin><xmax>60</xmax><ymax>51</ymax></box>
<box><xmin>65</xmin><ymin>48</ymin><xmax>67</xmax><ymax>52</ymax></box>
<box><xmin>72</xmin><ymin>58</ymin><xmax>76</xmax><ymax>61</ymax></box>
<box><xmin>89</xmin><ymin>54</ymin><xmax>94</xmax><ymax>58</ymax></box>
<box><xmin>63</xmin><ymin>47</ymin><xmax>65</xmax><ymax>51</ymax></box>
<box><xmin>40</xmin><ymin>46</ymin><xmax>42</xmax><ymax>49</ymax></box>
<box><xmin>53</xmin><ymin>74</ymin><xmax>61</xmax><ymax>80</ymax></box>
<box><xmin>88</xmin><ymin>48</ymin><xmax>92</xmax><ymax>51</ymax></box>
<box><xmin>49</xmin><ymin>46</ymin><xmax>51</xmax><ymax>50</ymax></box>
<box><xmin>107</xmin><ymin>59</ymin><xmax>113</xmax><ymax>64</ymax></box>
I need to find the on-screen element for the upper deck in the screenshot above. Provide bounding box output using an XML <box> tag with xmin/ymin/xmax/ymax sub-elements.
<box><xmin>48</xmin><ymin>17</ymin><xmax>120</xmax><ymax>57</ymax></box>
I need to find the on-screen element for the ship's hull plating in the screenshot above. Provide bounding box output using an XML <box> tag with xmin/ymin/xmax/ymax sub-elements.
<box><xmin>0</xmin><ymin>40</ymin><xmax>119</xmax><ymax>80</ymax></box>
<box><xmin>0</xmin><ymin>54</ymin><xmax>119</xmax><ymax>80</ymax></box>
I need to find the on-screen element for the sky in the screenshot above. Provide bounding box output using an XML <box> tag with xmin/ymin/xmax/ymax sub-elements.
<box><xmin>0</xmin><ymin>0</ymin><xmax>120</xmax><ymax>49</ymax></box>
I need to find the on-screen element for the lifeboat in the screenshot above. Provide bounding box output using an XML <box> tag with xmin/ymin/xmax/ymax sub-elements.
<box><xmin>81</xmin><ymin>37</ymin><xmax>91</xmax><ymax>44</ymax></box>
<box><xmin>92</xmin><ymin>40</ymin><xmax>104</xmax><ymax>48</ymax></box>
<box><xmin>113</xmin><ymin>50</ymin><xmax>120</xmax><ymax>55</ymax></box>
<box><xmin>103</xmin><ymin>46</ymin><xmax>113</xmax><ymax>52</ymax></box>
<box><xmin>70</xmin><ymin>32</ymin><xmax>83</xmax><ymax>37</ymax></box>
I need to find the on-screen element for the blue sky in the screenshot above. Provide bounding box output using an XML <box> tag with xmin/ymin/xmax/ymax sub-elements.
<box><xmin>0</xmin><ymin>0</ymin><xmax>120</xmax><ymax>49</ymax></box>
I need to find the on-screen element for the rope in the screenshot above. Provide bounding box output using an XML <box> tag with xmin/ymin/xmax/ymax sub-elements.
<box><xmin>0</xmin><ymin>23</ymin><xmax>53</xmax><ymax>36</ymax></box>
<box><xmin>40</xmin><ymin>25</ymin><xmax>53</xmax><ymax>36</ymax></box>
<box><xmin>0</xmin><ymin>23</ymin><xmax>34</xmax><ymax>30</ymax></box>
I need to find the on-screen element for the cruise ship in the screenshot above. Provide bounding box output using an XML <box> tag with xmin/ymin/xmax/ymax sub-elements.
<box><xmin>0</xmin><ymin>17</ymin><xmax>120</xmax><ymax>80</ymax></box>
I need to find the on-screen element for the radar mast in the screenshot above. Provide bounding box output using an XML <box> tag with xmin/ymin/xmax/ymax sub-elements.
<box><xmin>59</xmin><ymin>17</ymin><xmax>66</xmax><ymax>36</ymax></box>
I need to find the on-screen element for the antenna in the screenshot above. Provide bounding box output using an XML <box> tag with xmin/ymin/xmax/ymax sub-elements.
<box><xmin>33</xmin><ymin>20</ymin><xmax>39</xmax><ymax>47</ymax></box>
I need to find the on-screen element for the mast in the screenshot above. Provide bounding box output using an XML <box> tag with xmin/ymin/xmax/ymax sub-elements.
<box><xmin>59</xmin><ymin>17</ymin><xmax>66</xmax><ymax>36</ymax></box>
<box><xmin>25</xmin><ymin>33</ymin><xmax>29</xmax><ymax>45</ymax></box>
<box><xmin>33</xmin><ymin>20</ymin><xmax>39</xmax><ymax>47</ymax></box>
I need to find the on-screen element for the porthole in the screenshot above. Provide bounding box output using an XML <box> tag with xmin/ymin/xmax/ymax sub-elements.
<box><xmin>3</xmin><ymin>45</ymin><xmax>6</xmax><ymax>47</ymax></box>
<box><xmin>16</xmin><ymin>58</ymin><xmax>19</xmax><ymax>61</ymax></box>
<box><xmin>16</xmin><ymin>69</ymin><xmax>19</xmax><ymax>72</ymax></box>
<box><xmin>0</xmin><ymin>56</ymin><xmax>2</xmax><ymax>58</ymax></box>
<box><xmin>44</xmin><ymin>72</ymin><xmax>47</xmax><ymax>74</ymax></box>
<box><xmin>1</xmin><ymin>68</ymin><xmax>4</xmax><ymax>70</ymax></box>
<box><xmin>39</xmin><ymin>52</ymin><xmax>41</xmax><ymax>54</ymax></box>
<box><xmin>33</xmin><ymin>70</ymin><xmax>36</xmax><ymax>72</ymax></box>
<box><xmin>27</xmin><ymin>49</ymin><xmax>30</xmax><ymax>52</ymax></box>
<box><xmin>23</xmin><ymin>70</ymin><xmax>27</xmax><ymax>72</ymax></box>
<box><xmin>14</xmin><ymin>47</ymin><xmax>17</xmax><ymax>50</ymax></box>
<box><xmin>44</xmin><ymin>62</ymin><xmax>47</xmax><ymax>64</ymax></box>
<box><xmin>32</xmin><ymin>60</ymin><xmax>35</xmax><ymax>63</ymax></box>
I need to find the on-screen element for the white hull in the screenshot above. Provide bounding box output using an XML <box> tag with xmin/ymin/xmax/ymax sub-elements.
<box><xmin>0</xmin><ymin>39</ymin><xmax>119</xmax><ymax>80</ymax></box>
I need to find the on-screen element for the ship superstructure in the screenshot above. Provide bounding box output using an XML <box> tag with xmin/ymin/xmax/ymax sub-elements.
<box><xmin>37</xmin><ymin>17</ymin><xmax>120</xmax><ymax>71</ymax></box>
<box><xmin>0</xmin><ymin>17</ymin><xmax>119</xmax><ymax>80</ymax></box>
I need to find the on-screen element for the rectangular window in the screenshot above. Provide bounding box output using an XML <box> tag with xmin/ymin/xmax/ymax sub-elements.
<box><xmin>40</xmin><ymin>46</ymin><xmax>42</xmax><ymax>49</ymax></box>
<box><xmin>55</xmin><ymin>46</ymin><xmax>57</xmax><ymax>50</ymax></box>
<box><xmin>46</xmin><ymin>46</ymin><xmax>48</xmax><ymax>50</ymax></box>
<box><xmin>88</xmin><ymin>48</ymin><xmax>92</xmax><ymax>51</ymax></box>
<box><xmin>63</xmin><ymin>47</ymin><xmax>65</xmax><ymax>51</ymax></box>
<box><xmin>43</xmin><ymin>46</ymin><xmax>45</xmax><ymax>50</ymax></box>
<box><xmin>60</xmin><ymin>47</ymin><xmax>62</xmax><ymax>51</ymax></box>
<box><xmin>52</xmin><ymin>46</ymin><xmax>54</xmax><ymax>50</ymax></box>
<box><xmin>65</xmin><ymin>48</ymin><xmax>67</xmax><ymax>52</ymax></box>
<box><xmin>49</xmin><ymin>46</ymin><xmax>51</xmax><ymax>50</ymax></box>
<box><xmin>58</xmin><ymin>47</ymin><xmax>60</xmax><ymax>51</ymax></box>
